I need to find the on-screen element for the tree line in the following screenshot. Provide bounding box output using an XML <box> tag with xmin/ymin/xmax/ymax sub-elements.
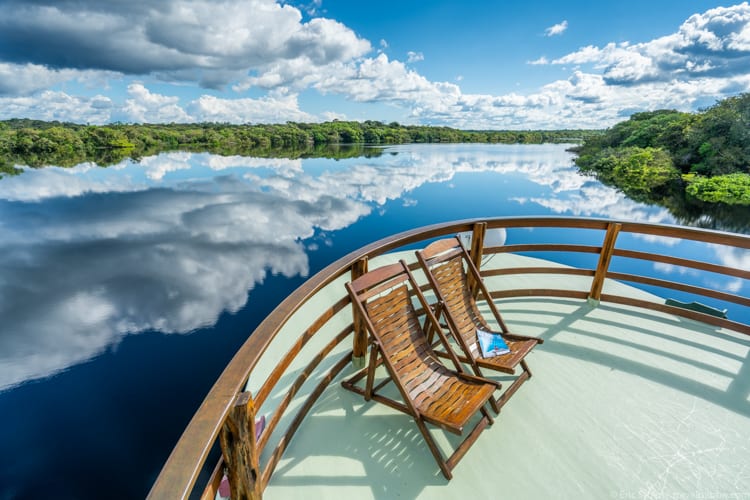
<box><xmin>572</xmin><ymin>93</ymin><xmax>750</xmax><ymax>206</ymax></box>
<box><xmin>0</xmin><ymin>119</ymin><xmax>600</xmax><ymax>175</ymax></box>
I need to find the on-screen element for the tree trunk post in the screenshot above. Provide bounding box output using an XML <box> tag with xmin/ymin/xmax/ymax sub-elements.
<box><xmin>219</xmin><ymin>392</ymin><xmax>262</xmax><ymax>500</ymax></box>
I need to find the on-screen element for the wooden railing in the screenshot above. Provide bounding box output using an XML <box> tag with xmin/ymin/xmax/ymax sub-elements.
<box><xmin>148</xmin><ymin>217</ymin><xmax>750</xmax><ymax>499</ymax></box>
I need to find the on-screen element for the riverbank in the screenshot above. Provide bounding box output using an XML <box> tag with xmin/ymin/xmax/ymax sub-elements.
<box><xmin>0</xmin><ymin>119</ymin><xmax>601</xmax><ymax>173</ymax></box>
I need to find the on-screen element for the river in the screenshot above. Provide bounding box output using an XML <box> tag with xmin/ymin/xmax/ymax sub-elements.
<box><xmin>0</xmin><ymin>143</ymin><xmax>747</xmax><ymax>498</ymax></box>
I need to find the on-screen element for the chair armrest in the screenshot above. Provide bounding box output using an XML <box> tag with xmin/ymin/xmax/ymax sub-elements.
<box><xmin>457</xmin><ymin>372</ymin><xmax>502</xmax><ymax>388</ymax></box>
<box><xmin>503</xmin><ymin>332</ymin><xmax>544</xmax><ymax>344</ymax></box>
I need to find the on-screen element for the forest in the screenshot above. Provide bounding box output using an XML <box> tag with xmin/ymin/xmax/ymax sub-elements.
<box><xmin>573</xmin><ymin>93</ymin><xmax>750</xmax><ymax>206</ymax></box>
<box><xmin>0</xmin><ymin>119</ymin><xmax>599</xmax><ymax>175</ymax></box>
<box><xmin>3</xmin><ymin>97</ymin><xmax>748</xmax><ymax>215</ymax></box>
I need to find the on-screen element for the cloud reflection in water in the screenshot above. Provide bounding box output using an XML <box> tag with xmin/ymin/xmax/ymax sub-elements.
<box><xmin>1</xmin><ymin>144</ymin><xmax>741</xmax><ymax>391</ymax></box>
<box><xmin>0</xmin><ymin>159</ymin><xmax>371</xmax><ymax>390</ymax></box>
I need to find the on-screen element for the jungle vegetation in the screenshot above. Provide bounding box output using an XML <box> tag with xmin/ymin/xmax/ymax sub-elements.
<box><xmin>3</xmin><ymin>103</ymin><xmax>748</xmax><ymax>231</ymax></box>
<box><xmin>0</xmin><ymin>119</ymin><xmax>599</xmax><ymax>176</ymax></box>
<box><xmin>573</xmin><ymin>93</ymin><xmax>750</xmax><ymax>207</ymax></box>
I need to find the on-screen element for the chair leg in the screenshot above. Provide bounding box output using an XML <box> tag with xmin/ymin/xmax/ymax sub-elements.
<box><xmin>445</xmin><ymin>413</ymin><xmax>490</xmax><ymax>473</ymax></box>
<box><xmin>415</xmin><ymin>409</ymin><xmax>495</xmax><ymax>480</ymax></box>
<box><xmin>489</xmin><ymin>395</ymin><xmax>500</xmax><ymax>414</ymax></box>
<box><xmin>364</xmin><ymin>344</ymin><xmax>379</xmax><ymax>401</ymax></box>
<box><xmin>415</xmin><ymin>418</ymin><xmax>452</xmax><ymax>480</ymax></box>
<box><xmin>481</xmin><ymin>406</ymin><xmax>494</xmax><ymax>425</ymax></box>
<box><xmin>487</xmin><ymin>359</ymin><xmax>536</xmax><ymax>414</ymax></box>
<box><xmin>493</xmin><ymin>369</ymin><xmax>531</xmax><ymax>413</ymax></box>
<box><xmin>521</xmin><ymin>359</ymin><xmax>532</xmax><ymax>378</ymax></box>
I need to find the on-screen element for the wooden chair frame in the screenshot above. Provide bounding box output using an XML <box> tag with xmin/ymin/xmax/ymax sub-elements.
<box><xmin>416</xmin><ymin>236</ymin><xmax>543</xmax><ymax>413</ymax></box>
<box><xmin>342</xmin><ymin>260</ymin><xmax>498</xmax><ymax>480</ymax></box>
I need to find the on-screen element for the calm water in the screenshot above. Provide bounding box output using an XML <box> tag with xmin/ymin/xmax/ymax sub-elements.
<box><xmin>0</xmin><ymin>144</ymin><xmax>747</xmax><ymax>499</ymax></box>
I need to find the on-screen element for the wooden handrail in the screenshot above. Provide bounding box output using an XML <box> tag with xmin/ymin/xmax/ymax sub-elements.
<box><xmin>148</xmin><ymin>216</ymin><xmax>750</xmax><ymax>499</ymax></box>
<box><xmin>147</xmin><ymin>219</ymin><xmax>478</xmax><ymax>499</ymax></box>
<box><xmin>606</xmin><ymin>272</ymin><xmax>750</xmax><ymax>307</ymax></box>
<box><xmin>483</xmin><ymin>267</ymin><xmax>594</xmax><ymax>277</ymax></box>
<box><xmin>488</xmin><ymin>243</ymin><xmax>602</xmax><ymax>255</ymax></box>
<box><xmin>613</xmin><ymin>248</ymin><xmax>750</xmax><ymax>280</ymax></box>
<box><xmin>253</xmin><ymin>296</ymin><xmax>351</xmax><ymax>411</ymax></box>
<box><xmin>255</xmin><ymin>325</ymin><xmax>353</xmax><ymax>455</ymax></box>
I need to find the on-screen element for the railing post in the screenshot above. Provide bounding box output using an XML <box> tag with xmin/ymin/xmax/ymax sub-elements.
<box><xmin>468</xmin><ymin>222</ymin><xmax>486</xmax><ymax>297</ymax></box>
<box><xmin>589</xmin><ymin>222</ymin><xmax>622</xmax><ymax>305</ymax></box>
<box><xmin>351</xmin><ymin>257</ymin><xmax>369</xmax><ymax>368</ymax></box>
<box><xmin>219</xmin><ymin>392</ymin><xmax>262</xmax><ymax>500</ymax></box>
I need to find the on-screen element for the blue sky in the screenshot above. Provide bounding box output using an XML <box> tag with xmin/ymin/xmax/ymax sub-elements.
<box><xmin>0</xmin><ymin>0</ymin><xmax>748</xmax><ymax>128</ymax></box>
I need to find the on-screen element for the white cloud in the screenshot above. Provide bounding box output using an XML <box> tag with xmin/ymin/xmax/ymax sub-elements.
<box><xmin>528</xmin><ymin>56</ymin><xmax>549</xmax><ymax>65</ymax></box>
<box><xmin>0</xmin><ymin>84</ymin><xmax>319</xmax><ymax>125</ymax></box>
<box><xmin>0</xmin><ymin>63</ymin><xmax>114</xmax><ymax>96</ymax></box>
<box><xmin>0</xmin><ymin>0</ymin><xmax>371</xmax><ymax>92</ymax></box>
<box><xmin>234</xmin><ymin>4</ymin><xmax>750</xmax><ymax>129</ymax></box>
<box><xmin>549</xmin><ymin>4</ymin><xmax>750</xmax><ymax>84</ymax></box>
<box><xmin>407</xmin><ymin>51</ymin><xmax>424</xmax><ymax>63</ymax></box>
<box><xmin>545</xmin><ymin>20</ymin><xmax>568</xmax><ymax>37</ymax></box>
<box><xmin>123</xmin><ymin>83</ymin><xmax>193</xmax><ymax>123</ymax></box>
<box><xmin>188</xmin><ymin>92</ymin><xmax>316</xmax><ymax>123</ymax></box>
<box><xmin>0</xmin><ymin>90</ymin><xmax>114</xmax><ymax>124</ymax></box>
<box><xmin>314</xmin><ymin>53</ymin><xmax>461</xmax><ymax>106</ymax></box>
<box><xmin>2</xmin><ymin>2</ymin><xmax>750</xmax><ymax>129</ymax></box>
<box><xmin>322</xmin><ymin>110</ymin><xmax>347</xmax><ymax>121</ymax></box>
<box><xmin>287</xmin><ymin>0</ymin><xmax>322</xmax><ymax>16</ymax></box>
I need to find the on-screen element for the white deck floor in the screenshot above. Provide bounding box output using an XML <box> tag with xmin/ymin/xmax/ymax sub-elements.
<box><xmin>248</xmin><ymin>252</ymin><xmax>750</xmax><ymax>499</ymax></box>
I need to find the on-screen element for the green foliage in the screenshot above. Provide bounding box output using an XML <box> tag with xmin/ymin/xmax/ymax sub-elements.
<box><xmin>686</xmin><ymin>94</ymin><xmax>750</xmax><ymax>176</ymax></box>
<box><xmin>685</xmin><ymin>173</ymin><xmax>750</xmax><ymax>205</ymax></box>
<box><xmin>574</xmin><ymin>92</ymin><xmax>750</xmax><ymax>207</ymax></box>
<box><xmin>0</xmin><ymin>120</ymin><xmax>602</xmax><ymax>168</ymax></box>
<box><xmin>580</xmin><ymin>146</ymin><xmax>679</xmax><ymax>201</ymax></box>
<box><xmin>574</xmin><ymin>110</ymin><xmax>694</xmax><ymax>166</ymax></box>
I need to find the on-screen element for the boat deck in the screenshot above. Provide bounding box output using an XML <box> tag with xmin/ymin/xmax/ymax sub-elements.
<box><xmin>247</xmin><ymin>253</ymin><xmax>750</xmax><ymax>499</ymax></box>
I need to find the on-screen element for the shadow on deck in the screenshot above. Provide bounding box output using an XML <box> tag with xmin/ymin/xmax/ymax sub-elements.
<box><xmin>264</xmin><ymin>296</ymin><xmax>750</xmax><ymax>499</ymax></box>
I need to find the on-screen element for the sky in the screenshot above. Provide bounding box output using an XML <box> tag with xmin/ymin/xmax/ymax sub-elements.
<box><xmin>0</xmin><ymin>0</ymin><xmax>749</xmax><ymax>129</ymax></box>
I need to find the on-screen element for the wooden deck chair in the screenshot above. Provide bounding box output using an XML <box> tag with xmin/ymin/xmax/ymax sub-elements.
<box><xmin>343</xmin><ymin>260</ymin><xmax>498</xmax><ymax>480</ymax></box>
<box><xmin>416</xmin><ymin>237</ymin><xmax>543</xmax><ymax>413</ymax></box>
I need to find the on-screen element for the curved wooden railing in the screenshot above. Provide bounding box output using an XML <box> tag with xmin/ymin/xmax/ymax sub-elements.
<box><xmin>148</xmin><ymin>217</ymin><xmax>750</xmax><ymax>499</ymax></box>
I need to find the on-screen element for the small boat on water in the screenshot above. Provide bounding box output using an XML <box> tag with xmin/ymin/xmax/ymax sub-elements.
<box><xmin>149</xmin><ymin>216</ymin><xmax>750</xmax><ymax>499</ymax></box>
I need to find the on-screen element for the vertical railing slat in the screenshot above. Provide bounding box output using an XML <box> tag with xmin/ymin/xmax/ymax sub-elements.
<box><xmin>468</xmin><ymin>222</ymin><xmax>486</xmax><ymax>297</ymax></box>
<box><xmin>589</xmin><ymin>222</ymin><xmax>622</xmax><ymax>303</ymax></box>
<box><xmin>351</xmin><ymin>257</ymin><xmax>369</xmax><ymax>367</ymax></box>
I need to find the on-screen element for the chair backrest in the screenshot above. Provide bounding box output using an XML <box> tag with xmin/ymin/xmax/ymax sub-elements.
<box><xmin>417</xmin><ymin>237</ymin><xmax>509</xmax><ymax>356</ymax></box>
<box><xmin>346</xmin><ymin>261</ymin><xmax>460</xmax><ymax>403</ymax></box>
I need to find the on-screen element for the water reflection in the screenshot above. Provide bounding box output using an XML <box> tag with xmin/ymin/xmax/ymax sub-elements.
<box><xmin>0</xmin><ymin>171</ymin><xmax>370</xmax><ymax>390</ymax></box>
<box><xmin>0</xmin><ymin>144</ymin><xmax>745</xmax><ymax>391</ymax></box>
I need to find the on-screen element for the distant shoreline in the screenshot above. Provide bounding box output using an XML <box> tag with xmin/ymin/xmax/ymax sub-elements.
<box><xmin>0</xmin><ymin>119</ymin><xmax>601</xmax><ymax>173</ymax></box>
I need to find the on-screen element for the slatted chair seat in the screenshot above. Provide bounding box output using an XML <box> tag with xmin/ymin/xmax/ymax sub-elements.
<box><xmin>342</xmin><ymin>260</ymin><xmax>497</xmax><ymax>479</ymax></box>
<box><xmin>417</xmin><ymin>237</ymin><xmax>543</xmax><ymax>413</ymax></box>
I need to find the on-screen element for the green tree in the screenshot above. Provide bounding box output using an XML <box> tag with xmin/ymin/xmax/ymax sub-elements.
<box><xmin>611</xmin><ymin>147</ymin><xmax>680</xmax><ymax>195</ymax></box>
<box><xmin>685</xmin><ymin>173</ymin><xmax>750</xmax><ymax>205</ymax></box>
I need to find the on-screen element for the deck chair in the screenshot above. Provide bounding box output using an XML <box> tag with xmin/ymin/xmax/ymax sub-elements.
<box><xmin>416</xmin><ymin>237</ymin><xmax>543</xmax><ymax>413</ymax></box>
<box><xmin>342</xmin><ymin>260</ymin><xmax>498</xmax><ymax>480</ymax></box>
